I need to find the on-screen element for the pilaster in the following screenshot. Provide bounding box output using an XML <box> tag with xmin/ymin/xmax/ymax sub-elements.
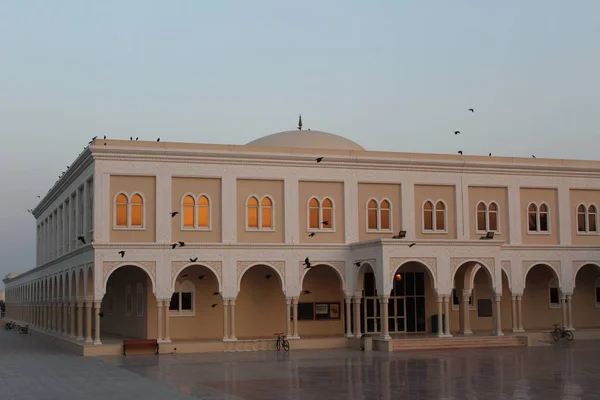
<box><xmin>400</xmin><ymin>182</ymin><xmax>415</xmax><ymax>240</ymax></box>
<box><xmin>344</xmin><ymin>175</ymin><xmax>359</xmax><ymax>243</ymax></box>
<box><xmin>155</xmin><ymin>170</ymin><xmax>172</xmax><ymax>243</ymax></box>
<box><xmin>221</xmin><ymin>175</ymin><xmax>237</xmax><ymax>243</ymax></box>
<box><xmin>284</xmin><ymin>175</ymin><xmax>299</xmax><ymax>243</ymax></box>
<box><xmin>557</xmin><ymin>184</ymin><xmax>572</xmax><ymax>245</ymax></box>
<box><xmin>507</xmin><ymin>185</ymin><xmax>522</xmax><ymax>245</ymax></box>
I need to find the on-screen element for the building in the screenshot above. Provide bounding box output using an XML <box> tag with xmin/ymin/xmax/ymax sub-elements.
<box><xmin>3</xmin><ymin>129</ymin><xmax>600</xmax><ymax>354</ymax></box>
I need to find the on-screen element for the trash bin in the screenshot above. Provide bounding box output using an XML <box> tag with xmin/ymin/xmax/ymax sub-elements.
<box><xmin>431</xmin><ymin>314</ymin><xmax>445</xmax><ymax>334</ymax></box>
<box><xmin>361</xmin><ymin>334</ymin><xmax>373</xmax><ymax>351</ymax></box>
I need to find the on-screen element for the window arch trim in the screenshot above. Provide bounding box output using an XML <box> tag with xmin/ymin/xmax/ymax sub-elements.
<box><xmin>575</xmin><ymin>202</ymin><xmax>599</xmax><ymax>235</ymax></box>
<box><xmin>245</xmin><ymin>194</ymin><xmax>275</xmax><ymax>231</ymax></box>
<box><xmin>475</xmin><ymin>200</ymin><xmax>501</xmax><ymax>234</ymax></box>
<box><xmin>306</xmin><ymin>196</ymin><xmax>336</xmax><ymax>232</ymax></box>
<box><xmin>180</xmin><ymin>192</ymin><xmax>212</xmax><ymax>231</ymax></box>
<box><xmin>112</xmin><ymin>191</ymin><xmax>146</xmax><ymax>230</ymax></box>
<box><xmin>365</xmin><ymin>197</ymin><xmax>393</xmax><ymax>233</ymax></box>
<box><xmin>422</xmin><ymin>199</ymin><xmax>448</xmax><ymax>233</ymax></box>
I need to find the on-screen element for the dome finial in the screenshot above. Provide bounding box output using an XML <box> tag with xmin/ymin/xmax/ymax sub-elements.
<box><xmin>297</xmin><ymin>114</ymin><xmax>303</xmax><ymax>130</ymax></box>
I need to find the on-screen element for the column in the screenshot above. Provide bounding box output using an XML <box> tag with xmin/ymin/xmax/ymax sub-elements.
<box><xmin>74</xmin><ymin>189</ymin><xmax>80</xmax><ymax>248</ymax></box>
<box><xmin>380</xmin><ymin>296</ymin><xmax>391</xmax><ymax>340</ymax></box>
<box><xmin>162</xmin><ymin>300</ymin><xmax>171</xmax><ymax>342</ymax></box>
<box><xmin>493</xmin><ymin>294</ymin><xmax>503</xmax><ymax>336</ymax></box>
<box><xmin>284</xmin><ymin>176</ymin><xmax>300</xmax><ymax>243</ymax></box>
<box><xmin>156</xmin><ymin>301</ymin><xmax>163</xmax><ymax>342</ymax></box>
<box><xmin>516</xmin><ymin>295</ymin><xmax>524</xmax><ymax>331</ymax></box>
<box><xmin>76</xmin><ymin>301</ymin><xmax>84</xmax><ymax>340</ymax></box>
<box><xmin>353</xmin><ymin>297</ymin><xmax>362</xmax><ymax>338</ymax></box>
<box><xmin>285</xmin><ymin>298</ymin><xmax>292</xmax><ymax>337</ymax></box>
<box><xmin>462</xmin><ymin>290</ymin><xmax>472</xmax><ymax>334</ymax></box>
<box><xmin>155</xmin><ymin>171</ymin><xmax>172</xmax><ymax>243</ymax></box>
<box><xmin>229</xmin><ymin>299</ymin><xmax>237</xmax><ymax>340</ymax></box>
<box><xmin>222</xmin><ymin>299</ymin><xmax>229</xmax><ymax>340</ymax></box>
<box><xmin>567</xmin><ymin>294</ymin><xmax>574</xmax><ymax>331</ymax></box>
<box><xmin>345</xmin><ymin>297</ymin><xmax>353</xmax><ymax>338</ymax></box>
<box><xmin>93</xmin><ymin>301</ymin><xmax>102</xmax><ymax>345</ymax></box>
<box><xmin>561</xmin><ymin>294</ymin><xmax>568</xmax><ymax>328</ymax></box>
<box><xmin>437</xmin><ymin>296</ymin><xmax>444</xmax><ymax>338</ymax></box>
<box><xmin>511</xmin><ymin>296</ymin><xmax>518</xmax><ymax>332</ymax></box>
<box><xmin>63</xmin><ymin>302</ymin><xmax>68</xmax><ymax>335</ymax></box>
<box><xmin>557</xmin><ymin>186</ymin><xmax>572</xmax><ymax>245</ymax></box>
<box><xmin>221</xmin><ymin>176</ymin><xmax>237</xmax><ymax>243</ymax></box>
<box><xmin>56</xmin><ymin>300</ymin><xmax>62</xmax><ymax>334</ymax></box>
<box><xmin>443</xmin><ymin>296</ymin><xmax>452</xmax><ymax>337</ymax></box>
<box><xmin>400</xmin><ymin>183</ymin><xmax>416</xmax><ymax>241</ymax></box>
<box><xmin>292</xmin><ymin>297</ymin><xmax>299</xmax><ymax>338</ymax></box>
<box><xmin>507</xmin><ymin>185</ymin><xmax>522</xmax><ymax>245</ymax></box>
<box><xmin>343</xmin><ymin>176</ymin><xmax>359</xmax><ymax>243</ymax></box>
<box><xmin>456</xmin><ymin>181</ymin><xmax>469</xmax><ymax>240</ymax></box>
<box><xmin>70</xmin><ymin>301</ymin><xmax>76</xmax><ymax>337</ymax></box>
<box><xmin>85</xmin><ymin>301</ymin><xmax>93</xmax><ymax>343</ymax></box>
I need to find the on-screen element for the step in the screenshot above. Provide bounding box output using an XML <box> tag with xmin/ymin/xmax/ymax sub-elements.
<box><xmin>391</xmin><ymin>336</ymin><xmax>525</xmax><ymax>351</ymax></box>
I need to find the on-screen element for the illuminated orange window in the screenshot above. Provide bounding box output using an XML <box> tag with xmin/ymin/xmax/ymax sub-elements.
<box><xmin>367</xmin><ymin>199</ymin><xmax>378</xmax><ymax>230</ymax></box>
<box><xmin>130</xmin><ymin>194</ymin><xmax>143</xmax><ymax>227</ymax></box>
<box><xmin>321</xmin><ymin>198</ymin><xmax>333</xmax><ymax>230</ymax></box>
<box><xmin>423</xmin><ymin>201</ymin><xmax>434</xmax><ymax>231</ymax></box>
<box><xmin>115</xmin><ymin>193</ymin><xmax>128</xmax><ymax>227</ymax></box>
<box><xmin>197</xmin><ymin>195</ymin><xmax>209</xmax><ymax>228</ymax></box>
<box><xmin>261</xmin><ymin>197</ymin><xmax>273</xmax><ymax>228</ymax></box>
<box><xmin>182</xmin><ymin>195</ymin><xmax>195</xmax><ymax>228</ymax></box>
<box><xmin>247</xmin><ymin>196</ymin><xmax>259</xmax><ymax>228</ymax></box>
<box><xmin>380</xmin><ymin>200</ymin><xmax>391</xmax><ymax>231</ymax></box>
<box><xmin>309</xmin><ymin>198</ymin><xmax>320</xmax><ymax>229</ymax></box>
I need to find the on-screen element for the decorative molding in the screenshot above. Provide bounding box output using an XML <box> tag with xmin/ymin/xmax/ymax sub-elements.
<box><xmin>171</xmin><ymin>261</ymin><xmax>223</xmax><ymax>282</ymax></box>
<box><xmin>501</xmin><ymin>260</ymin><xmax>511</xmax><ymax>282</ymax></box>
<box><xmin>236</xmin><ymin>261</ymin><xmax>285</xmax><ymax>280</ymax></box>
<box><xmin>572</xmin><ymin>260</ymin><xmax>600</xmax><ymax>283</ymax></box>
<box><xmin>102</xmin><ymin>261</ymin><xmax>156</xmax><ymax>284</ymax></box>
<box><xmin>299</xmin><ymin>260</ymin><xmax>346</xmax><ymax>282</ymax></box>
<box><xmin>522</xmin><ymin>260</ymin><xmax>561</xmax><ymax>285</ymax></box>
<box><xmin>389</xmin><ymin>257</ymin><xmax>437</xmax><ymax>284</ymax></box>
<box><xmin>450</xmin><ymin>257</ymin><xmax>495</xmax><ymax>277</ymax></box>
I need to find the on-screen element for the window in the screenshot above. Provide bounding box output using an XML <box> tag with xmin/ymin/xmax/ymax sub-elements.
<box><xmin>246</xmin><ymin>195</ymin><xmax>274</xmax><ymax>230</ymax></box>
<box><xmin>423</xmin><ymin>200</ymin><xmax>446</xmax><ymax>232</ymax></box>
<box><xmin>576</xmin><ymin>204</ymin><xmax>598</xmax><ymax>234</ymax></box>
<box><xmin>113</xmin><ymin>192</ymin><xmax>145</xmax><ymax>229</ymax></box>
<box><xmin>452</xmin><ymin>289</ymin><xmax>475</xmax><ymax>311</ymax></box>
<box><xmin>476</xmin><ymin>201</ymin><xmax>499</xmax><ymax>233</ymax></box>
<box><xmin>307</xmin><ymin>196</ymin><xmax>335</xmax><ymax>231</ymax></box>
<box><xmin>71</xmin><ymin>193</ymin><xmax>76</xmax><ymax>247</ymax></box>
<box><xmin>125</xmin><ymin>283</ymin><xmax>132</xmax><ymax>315</ymax></box>
<box><xmin>366</xmin><ymin>199</ymin><xmax>392</xmax><ymax>232</ymax></box>
<box><xmin>88</xmin><ymin>181</ymin><xmax>94</xmax><ymax>236</ymax></box>
<box><xmin>169</xmin><ymin>281</ymin><xmax>195</xmax><ymax>315</ymax></box>
<box><xmin>527</xmin><ymin>202</ymin><xmax>550</xmax><ymax>233</ymax></box>
<box><xmin>549</xmin><ymin>278</ymin><xmax>560</xmax><ymax>309</ymax></box>
<box><xmin>595</xmin><ymin>278</ymin><xmax>600</xmax><ymax>308</ymax></box>
<box><xmin>135</xmin><ymin>282</ymin><xmax>144</xmax><ymax>317</ymax></box>
<box><xmin>181</xmin><ymin>194</ymin><xmax>211</xmax><ymax>230</ymax></box>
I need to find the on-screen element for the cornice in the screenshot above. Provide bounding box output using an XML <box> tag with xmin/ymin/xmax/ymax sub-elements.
<box><xmin>91</xmin><ymin>242</ymin><xmax>350</xmax><ymax>251</ymax></box>
<box><xmin>90</xmin><ymin>146</ymin><xmax>600</xmax><ymax>179</ymax></box>
<box><xmin>33</xmin><ymin>150</ymin><xmax>94</xmax><ymax>217</ymax></box>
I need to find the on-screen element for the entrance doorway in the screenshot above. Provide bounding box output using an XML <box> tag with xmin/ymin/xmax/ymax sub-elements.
<box><xmin>360</xmin><ymin>271</ymin><xmax>427</xmax><ymax>334</ymax></box>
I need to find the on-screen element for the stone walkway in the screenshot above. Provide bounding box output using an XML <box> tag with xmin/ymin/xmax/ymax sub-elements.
<box><xmin>3</xmin><ymin>327</ymin><xmax>600</xmax><ymax>399</ymax></box>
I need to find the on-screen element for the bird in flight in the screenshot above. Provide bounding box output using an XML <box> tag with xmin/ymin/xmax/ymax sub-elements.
<box><xmin>489</xmin><ymin>153</ymin><xmax>492</xmax><ymax>156</ymax></box>
<box><xmin>211</xmin><ymin>304</ymin><xmax>217</xmax><ymax>308</ymax></box>
<box><xmin>454</xmin><ymin>131</ymin><xmax>461</xmax><ymax>135</ymax></box>
<box><xmin>178</xmin><ymin>241</ymin><xmax>185</xmax><ymax>247</ymax></box>
<box><xmin>189</xmin><ymin>257</ymin><xmax>198</xmax><ymax>262</ymax></box>
<box><xmin>308</xmin><ymin>232</ymin><xmax>316</xmax><ymax>237</ymax></box>
<box><xmin>302</xmin><ymin>290</ymin><xmax>311</xmax><ymax>294</ymax></box>
<box><xmin>322</xmin><ymin>221</ymin><xmax>329</xmax><ymax>226</ymax></box>
<box><xmin>468</xmin><ymin>108</ymin><xmax>474</xmax><ymax>113</ymax></box>
<box><xmin>354</xmin><ymin>262</ymin><xmax>361</xmax><ymax>267</ymax></box>
<box><xmin>77</xmin><ymin>236</ymin><xmax>86</xmax><ymax>244</ymax></box>
<box><xmin>458</xmin><ymin>151</ymin><xmax>463</xmax><ymax>155</ymax></box>
<box><xmin>118</xmin><ymin>250</ymin><xmax>126</xmax><ymax>257</ymax></box>
<box><xmin>213</xmin><ymin>291</ymin><xmax>220</xmax><ymax>296</ymax></box>
<box><xmin>36</xmin><ymin>196</ymin><xmax>41</xmax><ymax>198</ymax></box>
<box><xmin>315</xmin><ymin>157</ymin><xmax>324</xmax><ymax>163</ymax></box>
<box><xmin>408</xmin><ymin>243</ymin><xmax>416</xmax><ymax>248</ymax></box>
<box><xmin>170</xmin><ymin>211</ymin><xmax>179</xmax><ymax>217</ymax></box>
<box><xmin>532</xmin><ymin>155</ymin><xmax>536</xmax><ymax>158</ymax></box>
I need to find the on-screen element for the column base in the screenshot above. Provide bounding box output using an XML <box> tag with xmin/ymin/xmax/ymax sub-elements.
<box><xmin>76</xmin><ymin>336</ymin><xmax>84</xmax><ymax>341</ymax></box>
<box><xmin>493</xmin><ymin>331</ymin><xmax>504</xmax><ymax>336</ymax></box>
<box><xmin>380</xmin><ymin>335</ymin><xmax>392</xmax><ymax>341</ymax></box>
<box><xmin>460</xmin><ymin>330</ymin><xmax>473</xmax><ymax>335</ymax></box>
<box><xmin>157</xmin><ymin>339</ymin><xmax>169</xmax><ymax>344</ymax></box>
<box><xmin>440</xmin><ymin>334</ymin><xmax>453</xmax><ymax>338</ymax></box>
<box><xmin>512</xmin><ymin>328</ymin><xmax>525</xmax><ymax>333</ymax></box>
<box><xmin>345</xmin><ymin>333</ymin><xmax>354</xmax><ymax>338</ymax></box>
<box><xmin>567</xmin><ymin>327</ymin><xmax>575</xmax><ymax>331</ymax></box>
<box><xmin>85</xmin><ymin>338</ymin><xmax>93</xmax><ymax>344</ymax></box>
<box><xmin>162</xmin><ymin>339</ymin><xmax>172</xmax><ymax>343</ymax></box>
<box><xmin>287</xmin><ymin>335</ymin><xmax>300</xmax><ymax>340</ymax></box>
<box><xmin>93</xmin><ymin>339</ymin><xmax>102</xmax><ymax>345</ymax></box>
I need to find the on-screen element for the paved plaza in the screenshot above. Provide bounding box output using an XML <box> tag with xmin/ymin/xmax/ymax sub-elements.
<box><xmin>2</xmin><ymin>330</ymin><xmax>600</xmax><ymax>399</ymax></box>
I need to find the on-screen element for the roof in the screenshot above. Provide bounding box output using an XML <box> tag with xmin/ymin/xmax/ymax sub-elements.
<box><xmin>245</xmin><ymin>130</ymin><xmax>365</xmax><ymax>151</ymax></box>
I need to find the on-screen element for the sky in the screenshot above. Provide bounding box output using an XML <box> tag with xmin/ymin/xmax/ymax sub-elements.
<box><xmin>1</xmin><ymin>1</ymin><xmax>599</xmax><ymax>286</ymax></box>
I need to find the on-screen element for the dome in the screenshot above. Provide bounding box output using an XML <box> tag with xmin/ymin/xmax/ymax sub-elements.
<box><xmin>246</xmin><ymin>130</ymin><xmax>365</xmax><ymax>151</ymax></box>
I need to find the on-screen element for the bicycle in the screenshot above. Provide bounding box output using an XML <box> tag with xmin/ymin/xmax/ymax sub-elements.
<box><xmin>274</xmin><ymin>333</ymin><xmax>290</xmax><ymax>352</ymax></box>
<box><xmin>4</xmin><ymin>321</ymin><xmax>16</xmax><ymax>331</ymax></box>
<box><xmin>551</xmin><ymin>324</ymin><xmax>574</xmax><ymax>342</ymax></box>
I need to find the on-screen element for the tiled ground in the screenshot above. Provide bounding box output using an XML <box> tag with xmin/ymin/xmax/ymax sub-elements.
<box><xmin>3</xmin><ymin>328</ymin><xmax>600</xmax><ymax>400</ymax></box>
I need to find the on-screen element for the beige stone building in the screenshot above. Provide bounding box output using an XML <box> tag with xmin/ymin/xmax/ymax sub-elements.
<box><xmin>3</xmin><ymin>129</ymin><xmax>600</xmax><ymax>354</ymax></box>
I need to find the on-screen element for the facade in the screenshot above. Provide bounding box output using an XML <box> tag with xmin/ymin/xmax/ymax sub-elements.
<box><xmin>3</xmin><ymin>129</ymin><xmax>600</xmax><ymax>349</ymax></box>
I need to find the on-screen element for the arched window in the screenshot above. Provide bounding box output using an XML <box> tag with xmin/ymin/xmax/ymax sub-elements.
<box><xmin>576</xmin><ymin>204</ymin><xmax>598</xmax><ymax>234</ymax></box>
<box><xmin>476</xmin><ymin>202</ymin><xmax>487</xmax><ymax>232</ymax></box>
<box><xmin>549</xmin><ymin>278</ymin><xmax>560</xmax><ymax>309</ymax></box>
<box><xmin>181</xmin><ymin>194</ymin><xmax>211</xmax><ymax>230</ymax></box>
<box><xmin>246</xmin><ymin>195</ymin><xmax>275</xmax><ymax>230</ymax></box>
<box><xmin>423</xmin><ymin>201</ymin><xmax>434</xmax><ymax>231</ymax></box>
<box><xmin>476</xmin><ymin>201</ymin><xmax>499</xmax><ymax>233</ymax></box>
<box><xmin>527</xmin><ymin>202</ymin><xmax>550</xmax><ymax>233</ymax></box>
<box><xmin>135</xmin><ymin>282</ymin><xmax>144</xmax><ymax>317</ymax></box>
<box><xmin>309</xmin><ymin>198</ymin><xmax>320</xmax><ymax>229</ymax></box>
<box><xmin>307</xmin><ymin>196</ymin><xmax>335</xmax><ymax>231</ymax></box>
<box><xmin>366</xmin><ymin>199</ymin><xmax>392</xmax><ymax>232</ymax></box>
<box><xmin>435</xmin><ymin>201</ymin><xmax>446</xmax><ymax>231</ymax></box>
<box><xmin>114</xmin><ymin>192</ymin><xmax>145</xmax><ymax>229</ymax></box>
<box><xmin>539</xmin><ymin>203</ymin><xmax>549</xmax><ymax>232</ymax></box>
<box><xmin>169</xmin><ymin>280</ymin><xmax>195</xmax><ymax>315</ymax></box>
<box><xmin>528</xmin><ymin>203</ymin><xmax>538</xmax><ymax>232</ymax></box>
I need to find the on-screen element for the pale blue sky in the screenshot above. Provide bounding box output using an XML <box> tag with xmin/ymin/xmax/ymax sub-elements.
<box><xmin>1</xmin><ymin>1</ymin><xmax>599</xmax><ymax>285</ymax></box>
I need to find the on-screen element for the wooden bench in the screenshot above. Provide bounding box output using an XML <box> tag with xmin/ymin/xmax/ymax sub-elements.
<box><xmin>123</xmin><ymin>339</ymin><xmax>159</xmax><ymax>355</ymax></box>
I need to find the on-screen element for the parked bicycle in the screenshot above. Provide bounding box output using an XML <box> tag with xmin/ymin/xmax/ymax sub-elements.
<box><xmin>274</xmin><ymin>333</ymin><xmax>290</xmax><ymax>352</ymax></box>
<box><xmin>4</xmin><ymin>321</ymin><xmax>16</xmax><ymax>331</ymax></box>
<box><xmin>552</xmin><ymin>324</ymin><xmax>574</xmax><ymax>342</ymax></box>
<box><xmin>18</xmin><ymin>325</ymin><xmax>30</xmax><ymax>335</ymax></box>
